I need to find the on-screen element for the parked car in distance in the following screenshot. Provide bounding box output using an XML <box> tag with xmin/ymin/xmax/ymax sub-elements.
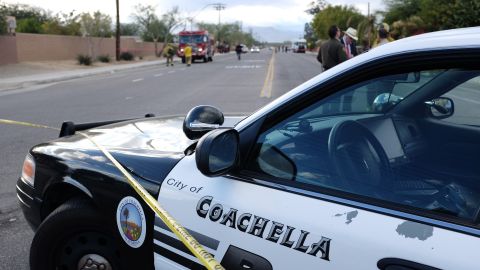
<box><xmin>241</xmin><ymin>44</ymin><xmax>249</xmax><ymax>53</ymax></box>
<box><xmin>250</xmin><ymin>46</ymin><xmax>260</xmax><ymax>53</ymax></box>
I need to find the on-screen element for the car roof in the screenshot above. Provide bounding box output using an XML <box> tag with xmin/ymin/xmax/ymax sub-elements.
<box><xmin>236</xmin><ymin>27</ymin><xmax>480</xmax><ymax>130</ymax></box>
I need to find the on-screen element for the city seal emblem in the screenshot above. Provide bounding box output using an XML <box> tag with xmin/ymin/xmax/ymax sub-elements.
<box><xmin>116</xmin><ymin>196</ymin><xmax>146</xmax><ymax>248</ymax></box>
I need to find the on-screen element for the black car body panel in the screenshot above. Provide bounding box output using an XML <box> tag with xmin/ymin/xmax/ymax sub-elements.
<box><xmin>17</xmin><ymin>115</ymin><xmax>244</xmax><ymax>269</ymax></box>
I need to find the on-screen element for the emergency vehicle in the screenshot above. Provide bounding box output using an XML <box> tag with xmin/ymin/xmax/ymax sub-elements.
<box><xmin>177</xmin><ymin>30</ymin><xmax>215</xmax><ymax>63</ymax></box>
<box><xmin>17</xmin><ymin>27</ymin><xmax>480</xmax><ymax>270</ymax></box>
<box><xmin>291</xmin><ymin>38</ymin><xmax>306</xmax><ymax>53</ymax></box>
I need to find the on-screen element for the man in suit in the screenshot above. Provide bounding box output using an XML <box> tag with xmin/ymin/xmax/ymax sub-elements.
<box><xmin>317</xmin><ymin>25</ymin><xmax>348</xmax><ymax>71</ymax></box>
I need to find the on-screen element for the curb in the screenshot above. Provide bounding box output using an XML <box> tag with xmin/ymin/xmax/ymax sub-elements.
<box><xmin>0</xmin><ymin>52</ymin><xmax>234</xmax><ymax>92</ymax></box>
<box><xmin>0</xmin><ymin>59</ymin><xmax>169</xmax><ymax>92</ymax></box>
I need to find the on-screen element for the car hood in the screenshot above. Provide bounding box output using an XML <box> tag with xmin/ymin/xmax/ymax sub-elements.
<box><xmin>36</xmin><ymin>115</ymin><xmax>245</xmax><ymax>183</ymax></box>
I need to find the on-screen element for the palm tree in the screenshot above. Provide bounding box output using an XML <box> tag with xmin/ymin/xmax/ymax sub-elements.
<box><xmin>357</xmin><ymin>14</ymin><xmax>376</xmax><ymax>51</ymax></box>
<box><xmin>123</xmin><ymin>207</ymin><xmax>130</xmax><ymax>232</ymax></box>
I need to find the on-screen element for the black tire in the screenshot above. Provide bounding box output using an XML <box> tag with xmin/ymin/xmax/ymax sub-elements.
<box><xmin>203</xmin><ymin>56</ymin><xmax>207</xmax><ymax>63</ymax></box>
<box><xmin>181</xmin><ymin>57</ymin><xmax>185</xmax><ymax>64</ymax></box>
<box><xmin>30</xmin><ymin>199</ymin><xmax>120</xmax><ymax>270</ymax></box>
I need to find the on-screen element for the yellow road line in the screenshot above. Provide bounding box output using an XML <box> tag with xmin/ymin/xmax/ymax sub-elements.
<box><xmin>0</xmin><ymin>119</ymin><xmax>59</xmax><ymax>130</ymax></box>
<box><xmin>0</xmin><ymin>119</ymin><xmax>224</xmax><ymax>270</ymax></box>
<box><xmin>260</xmin><ymin>51</ymin><xmax>275</xmax><ymax>98</ymax></box>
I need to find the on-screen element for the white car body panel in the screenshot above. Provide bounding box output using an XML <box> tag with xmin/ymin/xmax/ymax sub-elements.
<box><xmin>155</xmin><ymin>155</ymin><xmax>478</xmax><ymax>269</ymax></box>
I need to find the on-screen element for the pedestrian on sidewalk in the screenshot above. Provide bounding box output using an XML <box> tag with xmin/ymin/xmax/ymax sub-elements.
<box><xmin>163</xmin><ymin>44</ymin><xmax>175</xmax><ymax>67</ymax></box>
<box><xmin>184</xmin><ymin>44</ymin><xmax>192</xmax><ymax>66</ymax></box>
<box><xmin>317</xmin><ymin>25</ymin><xmax>347</xmax><ymax>71</ymax></box>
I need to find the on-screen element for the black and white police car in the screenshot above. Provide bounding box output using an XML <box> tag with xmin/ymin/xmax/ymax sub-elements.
<box><xmin>17</xmin><ymin>27</ymin><xmax>480</xmax><ymax>270</ymax></box>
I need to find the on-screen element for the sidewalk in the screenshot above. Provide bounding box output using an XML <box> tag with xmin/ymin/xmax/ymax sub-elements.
<box><xmin>0</xmin><ymin>57</ymin><xmax>170</xmax><ymax>91</ymax></box>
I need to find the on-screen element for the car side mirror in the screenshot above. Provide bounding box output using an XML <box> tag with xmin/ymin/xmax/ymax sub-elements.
<box><xmin>426</xmin><ymin>97</ymin><xmax>454</xmax><ymax>119</ymax></box>
<box><xmin>183</xmin><ymin>105</ymin><xmax>224</xmax><ymax>140</ymax></box>
<box><xmin>195</xmin><ymin>129</ymin><xmax>239</xmax><ymax>177</ymax></box>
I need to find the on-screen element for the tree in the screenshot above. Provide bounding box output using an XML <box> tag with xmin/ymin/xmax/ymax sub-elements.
<box><xmin>390</xmin><ymin>15</ymin><xmax>425</xmax><ymax>39</ymax></box>
<box><xmin>80</xmin><ymin>11</ymin><xmax>112</xmax><ymax>58</ymax></box>
<box><xmin>305</xmin><ymin>0</ymin><xmax>328</xmax><ymax>15</ymax></box>
<box><xmin>160</xmin><ymin>6</ymin><xmax>182</xmax><ymax>49</ymax></box>
<box><xmin>41</xmin><ymin>12</ymin><xmax>81</xmax><ymax>36</ymax></box>
<box><xmin>132</xmin><ymin>4</ymin><xmax>166</xmax><ymax>57</ymax></box>
<box><xmin>311</xmin><ymin>5</ymin><xmax>365</xmax><ymax>40</ymax></box>
<box><xmin>357</xmin><ymin>14</ymin><xmax>377</xmax><ymax>50</ymax></box>
<box><xmin>382</xmin><ymin>0</ymin><xmax>480</xmax><ymax>37</ymax></box>
<box><xmin>123</xmin><ymin>207</ymin><xmax>129</xmax><ymax>231</ymax></box>
<box><xmin>195</xmin><ymin>21</ymin><xmax>259</xmax><ymax>49</ymax></box>
<box><xmin>383</xmin><ymin>0</ymin><xmax>422</xmax><ymax>24</ymax></box>
<box><xmin>3</xmin><ymin>3</ymin><xmax>48</xmax><ymax>33</ymax></box>
<box><xmin>120</xmin><ymin>23</ymin><xmax>140</xmax><ymax>36</ymax></box>
<box><xmin>0</xmin><ymin>3</ymin><xmax>8</xmax><ymax>35</ymax></box>
<box><xmin>304</xmin><ymin>23</ymin><xmax>316</xmax><ymax>49</ymax></box>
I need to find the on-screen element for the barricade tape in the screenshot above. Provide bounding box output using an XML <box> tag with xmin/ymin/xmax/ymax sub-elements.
<box><xmin>0</xmin><ymin>119</ymin><xmax>225</xmax><ymax>270</ymax></box>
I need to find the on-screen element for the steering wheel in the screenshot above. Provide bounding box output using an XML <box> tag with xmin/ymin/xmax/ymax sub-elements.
<box><xmin>328</xmin><ymin>120</ymin><xmax>392</xmax><ymax>196</ymax></box>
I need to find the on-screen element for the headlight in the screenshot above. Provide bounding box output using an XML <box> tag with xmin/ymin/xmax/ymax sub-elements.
<box><xmin>180</xmin><ymin>48</ymin><xmax>184</xmax><ymax>52</ymax></box>
<box><xmin>198</xmin><ymin>48</ymin><xmax>203</xmax><ymax>52</ymax></box>
<box><xmin>21</xmin><ymin>154</ymin><xmax>35</xmax><ymax>187</ymax></box>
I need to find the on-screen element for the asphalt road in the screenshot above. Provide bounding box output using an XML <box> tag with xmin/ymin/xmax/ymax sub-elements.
<box><xmin>0</xmin><ymin>49</ymin><xmax>322</xmax><ymax>269</ymax></box>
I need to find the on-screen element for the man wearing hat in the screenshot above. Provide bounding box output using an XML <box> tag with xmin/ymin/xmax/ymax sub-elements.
<box><xmin>341</xmin><ymin>27</ymin><xmax>358</xmax><ymax>59</ymax></box>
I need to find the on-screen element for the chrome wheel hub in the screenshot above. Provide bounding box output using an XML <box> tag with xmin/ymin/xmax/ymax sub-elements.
<box><xmin>78</xmin><ymin>254</ymin><xmax>112</xmax><ymax>270</ymax></box>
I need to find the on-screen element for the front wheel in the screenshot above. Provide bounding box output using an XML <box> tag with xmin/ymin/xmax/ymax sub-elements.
<box><xmin>30</xmin><ymin>199</ymin><xmax>120</xmax><ymax>270</ymax></box>
<box><xmin>181</xmin><ymin>57</ymin><xmax>185</xmax><ymax>64</ymax></box>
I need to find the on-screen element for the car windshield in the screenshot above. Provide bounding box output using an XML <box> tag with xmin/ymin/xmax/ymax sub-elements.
<box><xmin>179</xmin><ymin>35</ymin><xmax>205</xmax><ymax>44</ymax></box>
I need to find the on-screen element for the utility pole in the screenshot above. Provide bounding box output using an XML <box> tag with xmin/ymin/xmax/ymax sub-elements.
<box><xmin>115</xmin><ymin>0</ymin><xmax>120</xmax><ymax>61</ymax></box>
<box><xmin>213</xmin><ymin>3</ymin><xmax>225</xmax><ymax>43</ymax></box>
<box><xmin>367</xmin><ymin>2</ymin><xmax>371</xmax><ymax>49</ymax></box>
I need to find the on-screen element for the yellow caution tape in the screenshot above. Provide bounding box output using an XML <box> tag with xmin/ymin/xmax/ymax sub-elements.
<box><xmin>0</xmin><ymin>119</ymin><xmax>59</xmax><ymax>130</ymax></box>
<box><xmin>0</xmin><ymin>119</ymin><xmax>225</xmax><ymax>270</ymax></box>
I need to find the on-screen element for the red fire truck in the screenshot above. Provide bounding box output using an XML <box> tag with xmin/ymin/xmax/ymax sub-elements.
<box><xmin>177</xmin><ymin>30</ymin><xmax>215</xmax><ymax>63</ymax></box>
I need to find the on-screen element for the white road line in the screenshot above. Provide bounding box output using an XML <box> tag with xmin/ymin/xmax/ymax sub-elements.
<box><xmin>167</xmin><ymin>70</ymin><xmax>175</xmax><ymax>74</ymax></box>
<box><xmin>179</xmin><ymin>68</ymin><xmax>186</xmax><ymax>71</ymax></box>
<box><xmin>154</xmin><ymin>73</ymin><xmax>164</xmax><ymax>77</ymax></box>
<box><xmin>132</xmin><ymin>78</ymin><xmax>144</xmax><ymax>82</ymax></box>
<box><xmin>448</xmin><ymin>94</ymin><xmax>480</xmax><ymax>105</ymax></box>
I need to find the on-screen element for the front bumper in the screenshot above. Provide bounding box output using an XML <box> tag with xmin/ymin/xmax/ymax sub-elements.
<box><xmin>16</xmin><ymin>178</ymin><xmax>42</xmax><ymax>230</ymax></box>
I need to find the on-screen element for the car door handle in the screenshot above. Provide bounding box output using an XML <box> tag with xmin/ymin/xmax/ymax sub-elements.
<box><xmin>221</xmin><ymin>245</ymin><xmax>273</xmax><ymax>270</ymax></box>
<box><xmin>378</xmin><ymin>258</ymin><xmax>441</xmax><ymax>270</ymax></box>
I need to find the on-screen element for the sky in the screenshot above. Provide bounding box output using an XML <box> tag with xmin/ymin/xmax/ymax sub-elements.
<box><xmin>3</xmin><ymin>0</ymin><xmax>385</xmax><ymax>41</ymax></box>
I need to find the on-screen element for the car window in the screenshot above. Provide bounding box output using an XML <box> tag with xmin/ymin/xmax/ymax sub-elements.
<box><xmin>300</xmin><ymin>71</ymin><xmax>441</xmax><ymax>118</ymax></box>
<box><xmin>437</xmin><ymin>76</ymin><xmax>480</xmax><ymax>126</ymax></box>
<box><xmin>245</xmin><ymin>69</ymin><xmax>480</xmax><ymax>224</ymax></box>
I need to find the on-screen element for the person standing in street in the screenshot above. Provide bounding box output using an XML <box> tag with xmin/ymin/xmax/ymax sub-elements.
<box><xmin>235</xmin><ymin>44</ymin><xmax>242</xmax><ymax>60</ymax></box>
<box><xmin>163</xmin><ymin>43</ymin><xmax>175</xmax><ymax>67</ymax></box>
<box><xmin>184</xmin><ymin>44</ymin><xmax>192</xmax><ymax>66</ymax></box>
<box><xmin>317</xmin><ymin>25</ymin><xmax>347</xmax><ymax>71</ymax></box>
<box><xmin>341</xmin><ymin>27</ymin><xmax>358</xmax><ymax>59</ymax></box>
<box><xmin>373</xmin><ymin>28</ymin><xmax>390</xmax><ymax>48</ymax></box>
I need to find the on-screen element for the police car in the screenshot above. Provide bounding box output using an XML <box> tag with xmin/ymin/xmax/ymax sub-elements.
<box><xmin>17</xmin><ymin>27</ymin><xmax>480</xmax><ymax>270</ymax></box>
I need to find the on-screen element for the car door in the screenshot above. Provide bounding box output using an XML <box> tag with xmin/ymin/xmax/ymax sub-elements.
<box><xmin>154</xmin><ymin>65</ymin><xmax>479</xmax><ymax>270</ymax></box>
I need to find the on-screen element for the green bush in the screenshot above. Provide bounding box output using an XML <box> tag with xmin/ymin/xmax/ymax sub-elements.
<box><xmin>97</xmin><ymin>54</ymin><xmax>110</xmax><ymax>63</ymax></box>
<box><xmin>119</xmin><ymin>51</ymin><xmax>134</xmax><ymax>61</ymax></box>
<box><xmin>76</xmin><ymin>54</ymin><xmax>92</xmax><ymax>66</ymax></box>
